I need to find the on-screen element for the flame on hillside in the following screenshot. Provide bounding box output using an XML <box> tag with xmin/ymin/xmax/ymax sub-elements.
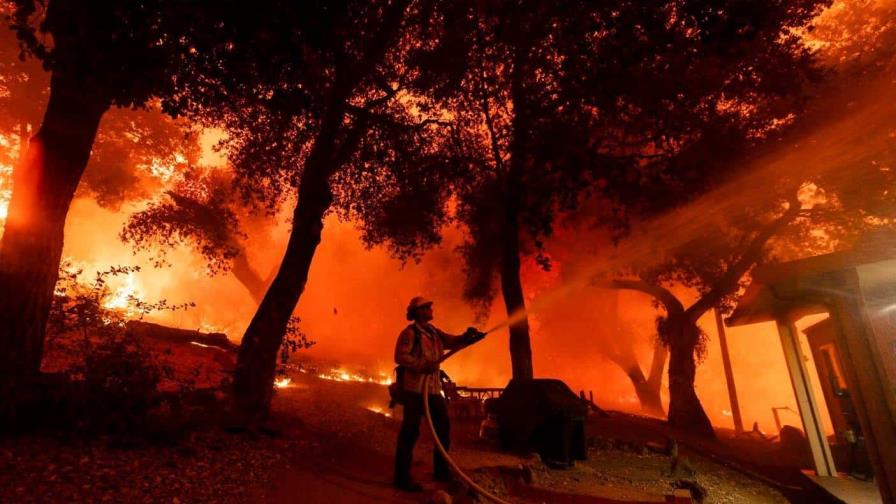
<box><xmin>0</xmin><ymin>162</ymin><xmax>12</xmax><ymax>224</ymax></box>
<box><xmin>287</xmin><ymin>363</ymin><xmax>393</xmax><ymax>386</ymax></box>
<box><xmin>367</xmin><ymin>405</ymin><xmax>391</xmax><ymax>417</ymax></box>
<box><xmin>312</xmin><ymin>367</ymin><xmax>392</xmax><ymax>385</ymax></box>
<box><xmin>102</xmin><ymin>273</ymin><xmax>140</xmax><ymax>315</ymax></box>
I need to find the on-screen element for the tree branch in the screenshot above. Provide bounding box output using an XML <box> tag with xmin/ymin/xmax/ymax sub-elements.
<box><xmin>685</xmin><ymin>194</ymin><xmax>802</xmax><ymax>321</ymax></box>
<box><xmin>595</xmin><ymin>278</ymin><xmax>685</xmax><ymax>316</ymax></box>
<box><xmin>345</xmin><ymin>103</ymin><xmax>450</xmax><ymax>131</ymax></box>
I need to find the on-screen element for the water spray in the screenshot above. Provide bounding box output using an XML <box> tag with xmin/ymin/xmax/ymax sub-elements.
<box><xmin>434</xmin><ymin>320</ymin><xmax>509</xmax><ymax>363</ymax></box>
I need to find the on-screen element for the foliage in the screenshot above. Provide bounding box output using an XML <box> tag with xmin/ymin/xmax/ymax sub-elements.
<box><xmin>49</xmin><ymin>262</ymin><xmax>194</xmax><ymax>335</ymax></box>
<box><xmin>7</xmin><ymin>0</ymin><xmax>198</xmax><ymax>108</ymax></box>
<box><xmin>348</xmin><ymin>0</ymin><xmax>834</xmax><ymax>315</ymax></box>
<box><xmin>0</xmin><ymin>12</ymin><xmax>199</xmax><ymax>209</ymax></box>
<box><xmin>47</xmin><ymin>261</ymin><xmax>196</xmax><ymax>432</ymax></box>
<box><xmin>120</xmin><ymin>167</ymin><xmax>245</xmax><ymax>272</ymax></box>
<box><xmin>80</xmin><ymin>109</ymin><xmax>200</xmax><ymax>209</ymax></box>
<box><xmin>277</xmin><ymin>316</ymin><xmax>315</xmax><ymax>374</ymax></box>
<box><xmin>619</xmin><ymin>13</ymin><xmax>896</xmax><ymax>324</ymax></box>
<box><xmin>165</xmin><ymin>0</ymin><xmax>455</xmax><ymax>235</ymax></box>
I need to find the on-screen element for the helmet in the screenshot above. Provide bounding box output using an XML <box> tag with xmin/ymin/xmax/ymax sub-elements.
<box><xmin>406</xmin><ymin>296</ymin><xmax>433</xmax><ymax>320</ymax></box>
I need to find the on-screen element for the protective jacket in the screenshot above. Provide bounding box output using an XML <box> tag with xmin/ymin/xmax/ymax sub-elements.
<box><xmin>394</xmin><ymin>322</ymin><xmax>465</xmax><ymax>395</ymax></box>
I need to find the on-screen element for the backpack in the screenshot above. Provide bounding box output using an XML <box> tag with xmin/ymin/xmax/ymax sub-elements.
<box><xmin>388</xmin><ymin>324</ymin><xmax>422</xmax><ymax>408</ymax></box>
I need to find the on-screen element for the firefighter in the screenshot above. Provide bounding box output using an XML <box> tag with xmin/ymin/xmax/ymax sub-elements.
<box><xmin>392</xmin><ymin>296</ymin><xmax>484</xmax><ymax>492</ymax></box>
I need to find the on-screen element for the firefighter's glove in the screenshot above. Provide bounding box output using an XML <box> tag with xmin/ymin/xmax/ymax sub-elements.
<box><xmin>464</xmin><ymin>327</ymin><xmax>487</xmax><ymax>343</ymax></box>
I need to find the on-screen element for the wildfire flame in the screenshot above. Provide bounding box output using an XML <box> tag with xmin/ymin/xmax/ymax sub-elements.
<box><xmin>274</xmin><ymin>364</ymin><xmax>392</xmax><ymax>391</ymax></box>
<box><xmin>103</xmin><ymin>274</ymin><xmax>140</xmax><ymax>314</ymax></box>
<box><xmin>367</xmin><ymin>405</ymin><xmax>392</xmax><ymax>417</ymax></box>
<box><xmin>0</xmin><ymin>162</ymin><xmax>12</xmax><ymax>223</ymax></box>
<box><xmin>312</xmin><ymin>367</ymin><xmax>392</xmax><ymax>385</ymax></box>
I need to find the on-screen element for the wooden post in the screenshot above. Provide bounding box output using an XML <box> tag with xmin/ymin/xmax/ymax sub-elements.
<box><xmin>715</xmin><ymin>308</ymin><xmax>744</xmax><ymax>434</ymax></box>
<box><xmin>776</xmin><ymin>318</ymin><xmax>836</xmax><ymax>477</ymax></box>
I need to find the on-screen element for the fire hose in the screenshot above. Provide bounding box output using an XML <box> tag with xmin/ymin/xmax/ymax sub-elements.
<box><xmin>421</xmin><ymin>327</ymin><xmax>513</xmax><ymax>504</ymax></box>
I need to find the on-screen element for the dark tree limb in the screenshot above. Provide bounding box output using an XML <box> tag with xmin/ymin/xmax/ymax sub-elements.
<box><xmin>598</xmin><ymin>279</ymin><xmax>686</xmax><ymax>316</ymax></box>
<box><xmin>685</xmin><ymin>194</ymin><xmax>802</xmax><ymax>322</ymax></box>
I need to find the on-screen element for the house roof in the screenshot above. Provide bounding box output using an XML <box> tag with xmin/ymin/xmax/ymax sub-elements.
<box><xmin>727</xmin><ymin>241</ymin><xmax>896</xmax><ymax>327</ymax></box>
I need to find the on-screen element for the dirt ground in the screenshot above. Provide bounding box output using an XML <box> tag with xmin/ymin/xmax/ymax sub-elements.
<box><xmin>1</xmin><ymin>350</ymin><xmax>822</xmax><ymax>503</ymax></box>
<box><xmin>263</xmin><ymin>371</ymin><xmax>792</xmax><ymax>504</ymax></box>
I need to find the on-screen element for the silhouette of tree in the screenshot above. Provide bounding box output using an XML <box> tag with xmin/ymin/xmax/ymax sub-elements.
<box><xmin>0</xmin><ymin>0</ymin><xmax>205</xmax><ymax>383</ymax></box>
<box><xmin>121</xmin><ymin>166</ymin><xmax>269</xmax><ymax>303</ymax></box>
<box><xmin>165</xmin><ymin>0</ymin><xmax>461</xmax><ymax>416</ymax></box>
<box><xmin>364</xmin><ymin>1</ymin><xmax>830</xmax><ymax>409</ymax></box>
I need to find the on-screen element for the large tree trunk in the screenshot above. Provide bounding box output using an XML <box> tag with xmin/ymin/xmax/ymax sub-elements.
<box><xmin>642</xmin><ymin>338</ymin><xmax>667</xmax><ymax>415</ymax></box>
<box><xmin>666</xmin><ymin>313</ymin><xmax>715</xmax><ymax>438</ymax></box>
<box><xmin>231</xmin><ymin>249</ymin><xmax>266</xmax><ymax>304</ymax></box>
<box><xmin>601</xmin><ymin>280</ymin><xmax>712</xmax><ymax>435</ymax></box>
<box><xmin>0</xmin><ymin>77</ymin><xmax>108</xmax><ymax>381</ymax></box>
<box><xmin>231</xmin><ymin>122</ymin><xmax>341</xmax><ymax>417</ymax></box>
<box><xmin>499</xmin><ymin>204</ymin><xmax>533</xmax><ymax>380</ymax></box>
<box><xmin>604</xmin><ymin>289</ymin><xmax>666</xmax><ymax>416</ymax></box>
<box><xmin>605</xmin><ymin>338</ymin><xmax>667</xmax><ymax>416</ymax></box>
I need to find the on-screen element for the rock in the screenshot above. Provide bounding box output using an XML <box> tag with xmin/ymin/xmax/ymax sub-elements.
<box><xmin>670</xmin><ymin>455</ymin><xmax>696</xmax><ymax>477</ymax></box>
<box><xmin>777</xmin><ymin>425</ymin><xmax>811</xmax><ymax>466</ymax></box>
<box><xmin>673</xmin><ymin>479</ymin><xmax>707</xmax><ymax>503</ymax></box>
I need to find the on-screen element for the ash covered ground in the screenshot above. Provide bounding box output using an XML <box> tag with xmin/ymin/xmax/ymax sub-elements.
<box><xmin>1</xmin><ymin>338</ymin><xmax>795</xmax><ymax>503</ymax></box>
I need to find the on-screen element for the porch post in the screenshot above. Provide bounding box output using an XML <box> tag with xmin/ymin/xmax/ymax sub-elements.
<box><xmin>776</xmin><ymin>317</ymin><xmax>836</xmax><ymax>477</ymax></box>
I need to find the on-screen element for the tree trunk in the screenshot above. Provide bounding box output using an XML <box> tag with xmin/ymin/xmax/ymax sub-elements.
<box><xmin>231</xmin><ymin>128</ymin><xmax>340</xmax><ymax>417</ymax></box>
<box><xmin>621</xmin><ymin>337</ymin><xmax>667</xmax><ymax>417</ymax></box>
<box><xmin>229</xmin><ymin>89</ymin><xmax>369</xmax><ymax>416</ymax></box>
<box><xmin>0</xmin><ymin>77</ymin><xmax>108</xmax><ymax>381</ymax></box>
<box><xmin>666</xmin><ymin>314</ymin><xmax>715</xmax><ymax>438</ymax></box>
<box><xmin>627</xmin><ymin>365</ymin><xmax>665</xmax><ymax>417</ymax></box>
<box><xmin>606</xmin><ymin>337</ymin><xmax>666</xmax><ymax>416</ymax></box>
<box><xmin>643</xmin><ymin>337</ymin><xmax>667</xmax><ymax>415</ymax></box>
<box><xmin>498</xmin><ymin>29</ymin><xmax>535</xmax><ymax>382</ymax></box>
<box><xmin>603</xmin><ymin>289</ymin><xmax>664</xmax><ymax>415</ymax></box>
<box><xmin>229</xmin><ymin>0</ymin><xmax>410</xmax><ymax>416</ymax></box>
<box><xmin>231</xmin><ymin>249</ymin><xmax>266</xmax><ymax>304</ymax></box>
<box><xmin>499</xmin><ymin>203</ymin><xmax>533</xmax><ymax>380</ymax></box>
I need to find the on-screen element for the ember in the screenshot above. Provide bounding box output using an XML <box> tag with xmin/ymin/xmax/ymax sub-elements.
<box><xmin>273</xmin><ymin>377</ymin><xmax>292</xmax><ymax>389</ymax></box>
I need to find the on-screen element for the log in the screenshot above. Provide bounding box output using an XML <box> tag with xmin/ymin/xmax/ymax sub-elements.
<box><xmin>125</xmin><ymin>321</ymin><xmax>237</xmax><ymax>352</ymax></box>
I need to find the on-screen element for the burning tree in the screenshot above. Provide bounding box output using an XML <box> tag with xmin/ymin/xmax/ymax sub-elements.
<box><xmin>0</xmin><ymin>0</ymin><xmax>210</xmax><ymax>386</ymax></box>
<box><xmin>605</xmin><ymin>195</ymin><xmax>804</xmax><ymax>437</ymax></box>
